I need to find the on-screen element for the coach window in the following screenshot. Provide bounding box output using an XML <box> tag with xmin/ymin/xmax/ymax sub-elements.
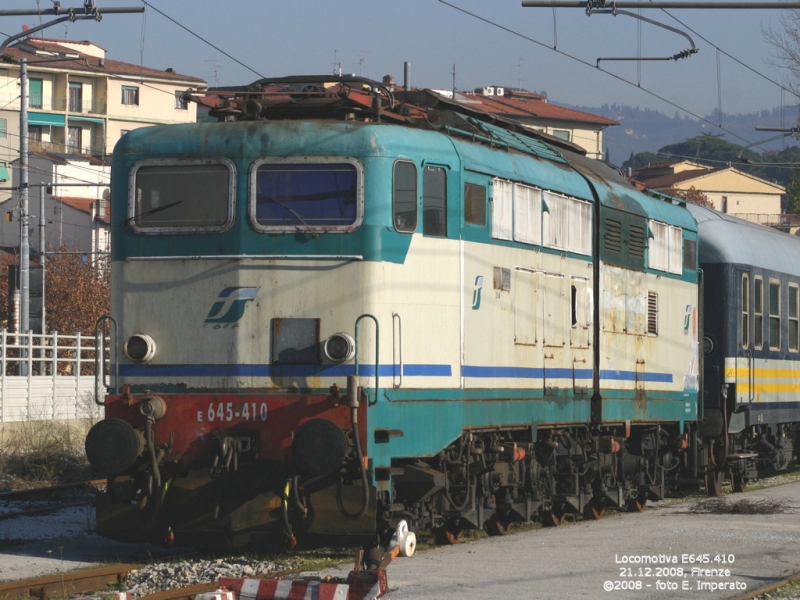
<box><xmin>251</xmin><ymin>158</ymin><xmax>363</xmax><ymax>233</ymax></box>
<box><xmin>769</xmin><ymin>280</ymin><xmax>781</xmax><ymax>350</ymax></box>
<box><xmin>393</xmin><ymin>161</ymin><xmax>417</xmax><ymax>232</ymax></box>
<box><xmin>741</xmin><ymin>274</ymin><xmax>749</xmax><ymax>348</ymax></box>
<box><xmin>754</xmin><ymin>277</ymin><xmax>764</xmax><ymax>349</ymax></box>
<box><xmin>423</xmin><ymin>166</ymin><xmax>446</xmax><ymax>237</ymax></box>
<box><xmin>130</xmin><ymin>159</ymin><xmax>234</xmax><ymax>233</ymax></box>
<box><xmin>464</xmin><ymin>182</ymin><xmax>486</xmax><ymax>226</ymax></box>
<box><xmin>789</xmin><ymin>284</ymin><xmax>799</xmax><ymax>352</ymax></box>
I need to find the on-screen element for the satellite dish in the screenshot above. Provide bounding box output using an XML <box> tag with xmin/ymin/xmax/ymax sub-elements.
<box><xmin>102</xmin><ymin>188</ymin><xmax>110</xmax><ymax>201</ymax></box>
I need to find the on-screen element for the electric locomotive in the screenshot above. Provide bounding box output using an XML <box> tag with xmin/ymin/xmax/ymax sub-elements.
<box><xmin>86</xmin><ymin>76</ymin><xmax>702</xmax><ymax>551</ymax></box>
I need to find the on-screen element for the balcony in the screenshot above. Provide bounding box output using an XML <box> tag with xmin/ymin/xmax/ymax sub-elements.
<box><xmin>58</xmin><ymin>97</ymin><xmax>107</xmax><ymax>115</ymax></box>
<box><xmin>29</xmin><ymin>140</ymin><xmax>105</xmax><ymax>157</ymax></box>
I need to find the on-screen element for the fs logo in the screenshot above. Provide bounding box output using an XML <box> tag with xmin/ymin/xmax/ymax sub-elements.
<box><xmin>472</xmin><ymin>276</ymin><xmax>484</xmax><ymax>310</ymax></box>
<box><xmin>205</xmin><ymin>287</ymin><xmax>259</xmax><ymax>325</ymax></box>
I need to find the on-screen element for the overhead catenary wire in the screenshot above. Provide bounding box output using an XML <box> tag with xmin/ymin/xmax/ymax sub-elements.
<box><xmin>139</xmin><ymin>0</ymin><xmax>266</xmax><ymax>81</ymax></box>
<box><xmin>437</xmin><ymin>0</ymin><xmax>783</xmax><ymax>155</ymax></box>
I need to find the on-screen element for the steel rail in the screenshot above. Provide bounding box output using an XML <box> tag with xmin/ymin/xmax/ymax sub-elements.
<box><xmin>0</xmin><ymin>564</ymin><xmax>140</xmax><ymax>600</ymax></box>
<box><xmin>733</xmin><ymin>568</ymin><xmax>800</xmax><ymax>600</ymax></box>
<box><xmin>0</xmin><ymin>499</ymin><xmax>94</xmax><ymax>521</ymax></box>
<box><xmin>522</xmin><ymin>2</ymin><xmax>800</xmax><ymax>7</ymax></box>
<box><xmin>0</xmin><ymin>478</ymin><xmax>105</xmax><ymax>501</ymax></box>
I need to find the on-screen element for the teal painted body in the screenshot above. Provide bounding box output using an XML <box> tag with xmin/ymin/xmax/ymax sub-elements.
<box><xmin>111</xmin><ymin>117</ymin><xmax>700</xmax><ymax>479</ymax></box>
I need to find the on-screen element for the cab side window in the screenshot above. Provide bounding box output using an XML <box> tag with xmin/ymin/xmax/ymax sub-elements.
<box><xmin>423</xmin><ymin>166</ymin><xmax>446</xmax><ymax>237</ymax></box>
<box><xmin>393</xmin><ymin>161</ymin><xmax>417</xmax><ymax>233</ymax></box>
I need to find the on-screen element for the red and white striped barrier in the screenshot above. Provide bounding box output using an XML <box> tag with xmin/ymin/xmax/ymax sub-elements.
<box><xmin>211</xmin><ymin>569</ymin><xmax>387</xmax><ymax>600</ymax></box>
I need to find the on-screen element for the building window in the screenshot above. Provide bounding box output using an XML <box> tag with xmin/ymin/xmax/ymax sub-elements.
<box><xmin>69</xmin><ymin>81</ymin><xmax>83</xmax><ymax>112</ymax></box>
<box><xmin>67</xmin><ymin>126</ymin><xmax>82</xmax><ymax>153</ymax></box>
<box><xmin>174</xmin><ymin>91</ymin><xmax>188</xmax><ymax>110</ymax></box>
<box><xmin>769</xmin><ymin>280</ymin><xmax>781</xmax><ymax>350</ymax></box>
<box><xmin>29</xmin><ymin>78</ymin><xmax>43</xmax><ymax>109</ymax></box>
<box><xmin>28</xmin><ymin>125</ymin><xmax>42</xmax><ymax>142</ymax></box>
<box><xmin>552</xmin><ymin>129</ymin><xmax>571</xmax><ymax>141</ymax></box>
<box><xmin>121</xmin><ymin>86</ymin><xmax>139</xmax><ymax>105</ymax></box>
<box><xmin>0</xmin><ymin>118</ymin><xmax>6</xmax><ymax>139</ymax></box>
<box><xmin>422</xmin><ymin>166</ymin><xmax>446</xmax><ymax>237</ymax></box>
<box><xmin>393</xmin><ymin>160</ymin><xmax>417</xmax><ymax>233</ymax></box>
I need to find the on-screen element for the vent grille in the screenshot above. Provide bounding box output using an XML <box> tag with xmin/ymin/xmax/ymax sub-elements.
<box><xmin>629</xmin><ymin>224</ymin><xmax>646</xmax><ymax>259</ymax></box>
<box><xmin>647</xmin><ymin>291</ymin><xmax>658</xmax><ymax>335</ymax></box>
<box><xmin>604</xmin><ymin>219</ymin><xmax>622</xmax><ymax>254</ymax></box>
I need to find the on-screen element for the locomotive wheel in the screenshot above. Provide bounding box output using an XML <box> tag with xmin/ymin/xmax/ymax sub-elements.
<box><xmin>582</xmin><ymin>499</ymin><xmax>605</xmax><ymax>520</ymax></box>
<box><xmin>484</xmin><ymin>514</ymin><xmax>511</xmax><ymax>536</ymax></box>
<box><xmin>432</xmin><ymin>521</ymin><xmax>465</xmax><ymax>545</ymax></box>
<box><xmin>705</xmin><ymin>469</ymin><xmax>724</xmax><ymax>497</ymax></box>
<box><xmin>540</xmin><ymin>509</ymin><xmax>563</xmax><ymax>527</ymax></box>
<box><xmin>730</xmin><ymin>469</ymin><xmax>747</xmax><ymax>493</ymax></box>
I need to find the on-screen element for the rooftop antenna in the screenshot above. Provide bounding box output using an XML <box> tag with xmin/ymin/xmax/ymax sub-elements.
<box><xmin>353</xmin><ymin>50</ymin><xmax>367</xmax><ymax>77</ymax></box>
<box><xmin>204</xmin><ymin>59</ymin><xmax>221</xmax><ymax>88</ymax></box>
<box><xmin>452</xmin><ymin>62</ymin><xmax>457</xmax><ymax>97</ymax></box>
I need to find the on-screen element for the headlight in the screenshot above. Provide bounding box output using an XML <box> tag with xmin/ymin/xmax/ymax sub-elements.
<box><xmin>124</xmin><ymin>333</ymin><xmax>157</xmax><ymax>363</ymax></box>
<box><xmin>323</xmin><ymin>332</ymin><xmax>355</xmax><ymax>362</ymax></box>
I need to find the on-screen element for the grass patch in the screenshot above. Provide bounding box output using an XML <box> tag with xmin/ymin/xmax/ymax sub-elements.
<box><xmin>0</xmin><ymin>419</ymin><xmax>92</xmax><ymax>487</ymax></box>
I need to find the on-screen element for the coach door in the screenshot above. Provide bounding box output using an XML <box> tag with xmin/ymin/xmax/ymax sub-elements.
<box><xmin>734</xmin><ymin>271</ymin><xmax>756</xmax><ymax>407</ymax></box>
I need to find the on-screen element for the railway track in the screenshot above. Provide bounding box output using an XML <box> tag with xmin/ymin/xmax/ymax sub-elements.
<box><xmin>0</xmin><ymin>479</ymin><xmax>105</xmax><ymax>522</ymax></box>
<box><xmin>0</xmin><ymin>564</ymin><xmax>139</xmax><ymax>600</ymax></box>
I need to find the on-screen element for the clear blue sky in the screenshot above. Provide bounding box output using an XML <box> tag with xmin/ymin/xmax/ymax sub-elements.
<box><xmin>0</xmin><ymin>1</ymin><xmax>796</xmax><ymax>145</ymax></box>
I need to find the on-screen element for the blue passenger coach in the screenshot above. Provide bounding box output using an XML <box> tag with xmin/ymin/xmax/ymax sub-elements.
<box><xmin>689</xmin><ymin>203</ymin><xmax>800</xmax><ymax>492</ymax></box>
<box><xmin>86</xmin><ymin>76</ymin><xmax>704</xmax><ymax>550</ymax></box>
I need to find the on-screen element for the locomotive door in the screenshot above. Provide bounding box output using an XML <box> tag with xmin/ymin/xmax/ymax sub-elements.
<box><xmin>542</xmin><ymin>272</ymin><xmax>566</xmax><ymax>396</ymax></box>
<box><xmin>570</xmin><ymin>276</ymin><xmax>592</xmax><ymax>396</ymax></box>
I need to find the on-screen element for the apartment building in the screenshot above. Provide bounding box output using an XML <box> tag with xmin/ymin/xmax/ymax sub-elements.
<box><xmin>0</xmin><ymin>37</ymin><xmax>206</xmax><ymax>198</ymax></box>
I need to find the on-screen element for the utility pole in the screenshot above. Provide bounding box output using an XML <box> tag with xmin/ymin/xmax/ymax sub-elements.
<box><xmin>2</xmin><ymin>1</ymin><xmax>143</xmax><ymax>340</ymax></box>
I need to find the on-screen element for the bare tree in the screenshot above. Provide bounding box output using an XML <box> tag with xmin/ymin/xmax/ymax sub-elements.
<box><xmin>45</xmin><ymin>249</ymin><xmax>110</xmax><ymax>335</ymax></box>
<box><xmin>666</xmin><ymin>186</ymin><xmax>715</xmax><ymax>208</ymax></box>
<box><xmin>764</xmin><ymin>11</ymin><xmax>800</xmax><ymax>97</ymax></box>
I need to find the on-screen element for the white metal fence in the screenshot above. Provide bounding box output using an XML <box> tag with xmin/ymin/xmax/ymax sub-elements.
<box><xmin>0</xmin><ymin>330</ymin><xmax>104</xmax><ymax>423</ymax></box>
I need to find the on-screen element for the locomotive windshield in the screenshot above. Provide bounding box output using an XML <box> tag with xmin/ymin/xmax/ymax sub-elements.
<box><xmin>130</xmin><ymin>159</ymin><xmax>234</xmax><ymax>232</ymax></box>
<box><xmin>251</xmin><ymin>159</ymin><xmax>362</xmax><ymax>232</ymax></box>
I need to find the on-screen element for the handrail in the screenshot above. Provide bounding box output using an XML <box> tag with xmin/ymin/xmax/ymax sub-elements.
<box><xmin>354</xmin><ymin>314</ymin><xmax>379</xmax><ymax>406</ymax></box>
<box><xmin>94</xmin><ymin>315</ymin><xmax>119</xmax><ymax>403</ymax></box>
<box><xmin>392</xmin><ymin>312</ymin><xmax>403</xmax><ymax>389</ymax></box>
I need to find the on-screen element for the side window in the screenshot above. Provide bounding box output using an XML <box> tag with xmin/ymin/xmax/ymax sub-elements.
<box><xmin>491</xmin><ymin>178</ymin><xmax>513</xmax><ymax>240</ymax></box>
<box><xmin>741</xmin><ymin>274</ymin><xmax>749</xmax><ymax>348</ymax></box>
<box><xmin>423</xmin><ymin>166</ymin><xmax>446</xmax><ymax>237</ymax></box>
<box><xmin>648</xmin><ymin>220</ymin><xmax>682</xmax><ymax>274</ymax></box>
<box><xmin>769</xmin><ymin>280</ymin><xmax>781</xmax><ymax>350</ymax></box>
<box><xmin>790</xmin><ymin>284</ymin><xmax>799</xmax><ymax>352</ymax></box>
<box><xmin>393</xmin><ymin>161</ymin><xmax>417</xmax><ymax>233</ymax></box>
<box><xmin>464</xmin><ymin>182</ymin><xmax>486</xmax><ymax>227</ymax></box>
<box><xmin>754</xmin><ymin>277</ymin><xmax>764</xmax><ymax>349</ymax></box>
